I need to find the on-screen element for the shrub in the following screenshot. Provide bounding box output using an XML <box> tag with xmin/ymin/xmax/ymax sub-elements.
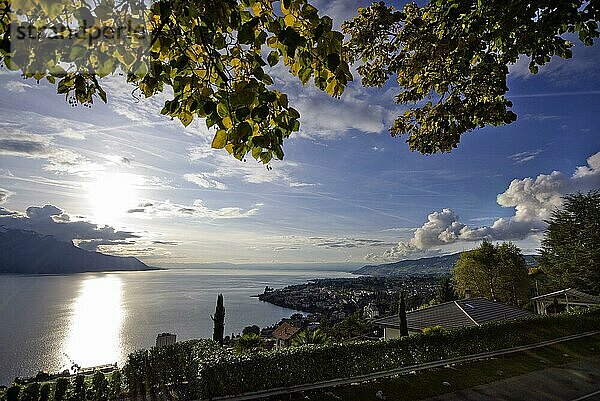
<box><xmin>422</xmin><ymin>325</ymin><xmax>447</xmax><ymax>335</ymax></box>
<box><xmin>122</xmin><ymin>308</ymin><xmax>600</xmax><ymax>399</ymax></box>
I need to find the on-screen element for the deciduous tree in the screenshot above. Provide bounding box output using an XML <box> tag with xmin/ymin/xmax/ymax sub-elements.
<box><xmin>452</xmin><ymin>240</ymin><xmax>528</xmax><ymax>305</ymax></box>
<box><xmin>1</xmin><ymin>0</ymin><xmax>350</xmax><ymax>163</ymax></box>
<box><xmin>343</xmin><ymin>1</ymin><xmax>600</xmax><ymax>153</ymax></box>
<box><xmin>540</xmin><ymin>191</ymin><xmax>600</xmax><ymax>294</ymax></box>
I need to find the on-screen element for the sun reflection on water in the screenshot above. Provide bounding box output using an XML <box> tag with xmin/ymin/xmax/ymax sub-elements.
<box><xmin>63</xmin><ymin>276</ymin><xmax>124</xmax><ymax>369</ymax></box>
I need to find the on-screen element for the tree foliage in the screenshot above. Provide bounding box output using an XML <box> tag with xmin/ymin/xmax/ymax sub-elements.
<box><xmin>343</xmin><ymin>0</ymin><xmax>600</xmax><ymax>153</ymax></box>
<box><xmin>1</xmin><ymin>0</ymin><xmax>351</xmax><ymax>163</ymax></box>
<box><xmin>452</xmin><ymin>240</ymin><xmax>528</xmax><ymax>305</ymax></box>
<box><xmin>53</xmin><ymin>378</ymin><xmax>69</xmax><ymax>401</ymax></box>
<box><xmin>89</xmin><ymin>371</ymin><xmax>109</xmax><ymax>401</ymax></box>
<box><xmin>540</xmin><ymin>191</ymin><xmax>600</xmax><ymax>294</ymax></box>
<box><xmin>291</xmin><ymin>328</ymin><xmax>330</xmax><ymax>346</ymax></box>
<box><xmin>436</xmin><ymin>275</ymin><xmax>457</xmax><ymax>303</ymax></box>
<box><xmin>234</xmin><ymin>332</ymin><xmax>264</xmax><ymax>353</ymax></box>
<box><xmin>211</xmin><ymin>293</ymin><xmax>225</xmax><ymax>345</ymax></box>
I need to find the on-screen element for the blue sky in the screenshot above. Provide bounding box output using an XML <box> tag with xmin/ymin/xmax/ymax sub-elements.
<box><xmin>0</xmin><ymin>0</ymin><xmax>599</xmax><ymax>265</ymax></box>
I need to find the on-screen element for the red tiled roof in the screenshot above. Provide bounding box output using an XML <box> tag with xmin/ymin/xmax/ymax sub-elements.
<box><xmin>272</xmin><ymin>322</ymin><xmax>301</xmax><ymax>340</ymax></box>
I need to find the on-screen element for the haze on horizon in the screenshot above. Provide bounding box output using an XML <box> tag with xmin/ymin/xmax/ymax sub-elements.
<box><xmin>0</xmin><ymin>0</ymin><xmax>599</xmax><ymax>266</ymax></box>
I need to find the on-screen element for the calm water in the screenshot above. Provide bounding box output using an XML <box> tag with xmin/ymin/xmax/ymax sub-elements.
<box><xmin>0</xmin><ymin>266</ymin><xmax>356</xmax><ymax>385</ymax></box>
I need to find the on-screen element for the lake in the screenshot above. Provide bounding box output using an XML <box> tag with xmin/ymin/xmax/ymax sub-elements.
<box><xmin>0</xmin><ymin>265</ymin><xmax>356</xmax><ymax>385</ymax></box>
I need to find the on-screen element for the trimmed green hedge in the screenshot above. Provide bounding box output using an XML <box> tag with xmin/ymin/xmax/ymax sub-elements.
<box><xmin>198</xmin><ymin>308</ymin><xmax>600</xmax><ymax>398</ymax></box>
<box><xmin>121</xmin><ymin>308</ymin><xmax>600</xmax><ymax>400</ymax></box>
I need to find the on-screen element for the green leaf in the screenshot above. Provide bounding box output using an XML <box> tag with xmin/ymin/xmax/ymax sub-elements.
<box><xmin>267</xmin><ymin>51</ymin><xmax>279</xmax><ymax>67</ymax></box>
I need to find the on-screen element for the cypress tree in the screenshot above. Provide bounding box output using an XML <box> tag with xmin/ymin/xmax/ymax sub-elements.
<box><xmin>398</xmin><ymin>291</ymin><xmax>408</xmax><ymax>337</ymax></box>
<box><xmin>211</xmin><ymin>294</ymin><xmax>225</xmax><ymax>345</ymax></box>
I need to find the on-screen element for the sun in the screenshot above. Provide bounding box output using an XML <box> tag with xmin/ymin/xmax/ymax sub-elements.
<box><xmin>88</xmin><ymin>173</ymin><xmax>139</xmax><ymax>226</ymax></box>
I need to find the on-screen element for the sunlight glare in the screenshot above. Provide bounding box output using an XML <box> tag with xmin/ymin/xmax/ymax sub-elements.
<box><xmin>88</xmin><ymin>173</ymin><xmax>138</xmax><ymax>226</ymax></box>
<box><xmin>63</xmin><ymin>276</ymin><xmax>124</xmax><ymax>369</ymax></box>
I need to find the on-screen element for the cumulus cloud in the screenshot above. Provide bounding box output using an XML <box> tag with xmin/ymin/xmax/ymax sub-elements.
<box><xmin>0</xmin><ymin>204</ymin><xmax>139</xmax><ymax>250</ymax></box>
<box><xmin>373</xmin><ymin>152</ymin><xmax>600</xmax><ymax>261</ymax></box>
<box><xmin>126</xmin><ymin>199</ymin><xmax>260</xmax><ymax>219</ymax></box>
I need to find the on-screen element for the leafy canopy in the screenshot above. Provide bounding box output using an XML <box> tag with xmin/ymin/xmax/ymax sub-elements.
<box><xmin>1</xmin><ymin>0</ymin><xmax>351</xmax><ymax>163</ymax></box>
<box><xmin>452</xmin><ymin>240</ymin><xmax>528</xmax><ymax>305</ymax></box>
<box><xmin>343</xmin><ymin>0</ymin><xmax>600</xmax><ymax>153</ymax></box>
<box><xmin>3</xmin><ymin>0</ymin><xmax>599</xmax><ymax>160</ymax></box>
<box><xmin>540</xmin><ymin>191</ymin><xmax>600</xmax><ymax>294</ymax></box>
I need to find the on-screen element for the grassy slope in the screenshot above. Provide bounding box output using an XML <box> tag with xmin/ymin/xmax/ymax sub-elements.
<box><xmin>267</xmin><ymin>334</ymin><xmax>600</xmax><ymax>401</ymax></box>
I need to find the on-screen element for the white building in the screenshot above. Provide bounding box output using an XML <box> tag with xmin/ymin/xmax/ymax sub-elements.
<box><xmin>364</xmin><ymin>303</ymin><xmax>380</xmax><ymax>320</ymax></box>
<box><xmin>156</xmin><ymin>332</ymin><xmax>177</xmax><ymax>347</ymax></box>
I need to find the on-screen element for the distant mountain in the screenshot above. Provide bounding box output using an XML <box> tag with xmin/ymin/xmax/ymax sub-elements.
<box><xmin>0</xmin><ymin>228</ymin><xmax>156</xmax><ymax>274</ymax></box>
<box><xmin>354</xmin><ymin>253</ymin><xmax>537</xmax><ymax>277</ymax></box>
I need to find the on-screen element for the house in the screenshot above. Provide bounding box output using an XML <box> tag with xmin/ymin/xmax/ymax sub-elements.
<box><xmin>363</xmin><ymin>303</ymin><xmax>380</xmax><ymax>320</ymax></box>
<box><xmin>373</xmin><ymin>297</ymin><xmax>533</xmax><ymax>340</ymax></box>
<box><xmin>531</xmin><ymin>288</ymin><xmax>600</xmax><ymax>315</ymax></box>
<box><xmin>272</xmin><ymin>321</ymin><xmax>301</xmax><ymax>348</ymax></box>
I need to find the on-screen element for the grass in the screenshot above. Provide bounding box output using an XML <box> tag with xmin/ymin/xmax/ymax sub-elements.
<box><xmin>266</xmin><ymin>334</ymin><xmax>600</xmax><ymax>401</ymax></box>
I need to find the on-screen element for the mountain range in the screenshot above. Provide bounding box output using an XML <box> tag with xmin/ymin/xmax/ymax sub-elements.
<box><xmin>354</xmin><ymin>252</ymin><xmax>538</xmax><ymax>276</ymax></box>
<box><xmin>0</xmin><ymin>228</ymin><xmax>155</xmax><ymax>274</ymax></box>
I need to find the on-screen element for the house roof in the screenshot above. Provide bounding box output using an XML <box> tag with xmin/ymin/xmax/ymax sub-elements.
<box><xmin>373</xmin><ymin>297</ymin><xmax>532</xmax><ymax>332</ymax></box>
<box><xmin>272</xmin><ymin>321</ymin><xmax>301</xmax><ymax>340</ymax></box>
<box><xmin>530</xmin><ymin>288</ymin><xmax>600</xmax><ymax>304</ymax></box>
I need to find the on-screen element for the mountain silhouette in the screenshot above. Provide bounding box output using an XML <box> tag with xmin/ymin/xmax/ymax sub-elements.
<box><xmin>0</xmin><ymin>228</ymin><xmax>155</xmax><ymax>274</ymax></box>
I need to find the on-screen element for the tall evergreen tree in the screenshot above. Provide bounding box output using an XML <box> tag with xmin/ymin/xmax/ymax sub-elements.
<box><xmin>211</xmin><ymin>294</ymin><xmax>225</xmax><ymax>345</ymax></box>
<box><xmin>436</xmin><ymin>275</ymin><xmax>457</xmax><ymax>303</ymax></box>
<box><xmin>398</xmin><ymin>291</ymin><xmax>408</xmax><ymax>337</ymax></box>
<box><xmin>540</xmin><ymin>191</ymin><xmax>600</xmax><ymax>294</ymax></box>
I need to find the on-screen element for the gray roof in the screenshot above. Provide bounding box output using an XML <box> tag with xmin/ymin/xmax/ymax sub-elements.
<box><xmin>373</xmin><ymin>297</ymin><xmax>533</xmax><ymax>332</ymax></box>
<box><xmin>530</xmin><ymin>288</ymin><xmax>600</xmax><ymax>303</ymax></box>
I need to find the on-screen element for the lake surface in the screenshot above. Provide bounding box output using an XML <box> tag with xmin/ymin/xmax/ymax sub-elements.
<box><xmin>0</xmin><ymin>266</ymin><xmax>356</xmax><ymax>385</ymax></box>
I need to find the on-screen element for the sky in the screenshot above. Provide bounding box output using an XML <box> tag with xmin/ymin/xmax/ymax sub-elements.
<box><xmin>0</xmin><ymin>0</ymin><xmax>599</xmax><ymax>266</ymax></box>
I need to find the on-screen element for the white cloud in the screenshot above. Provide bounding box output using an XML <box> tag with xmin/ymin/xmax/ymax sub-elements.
<box><xmin>187</xmin><ymin>145</ymin><xmax>308</xmax><ymax>187</ymax></box>
<box><xmin>373</xmin><ymin>152</ymin><xmax>600</xmax><ymax>261</ymax></box>
<box><xmin>127</xmin><ymin>199</ymin><xmax>260</xmax><ymax>219</ymax></box>
<box><xmin>183</xmin><ymin>173</ymin><xmax>227</xmax><ymax>190</ymax></box>
<box><xmin>4</xmin><ymin>80</ymin><xmax>32</xmax><ymax>93</ymax></box>
<box><xmin>0</xmin><ymin>204</ymin><xmax>139</xmax><ymax>249</ymax></box>
<box><xmin>508</xmin><ymin>149</ymin><xmax>543</xmax><ymax>164</ymax></box>
<box><xmin>0</xmin><ymin>187</ymin><xmax>12</xmax><ymax>204</ymax></box>
<box><xmin>0</xmin><ymin>128</ymin><xmax>104</xmax><ymax>176</ymax></box>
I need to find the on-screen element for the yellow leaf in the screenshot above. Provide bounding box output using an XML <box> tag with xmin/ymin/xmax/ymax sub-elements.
<box><xmin>211</xmin><ymin>130</ymin><xmax>227</xmax><ymax>149</ymax></box>
<box><xmin>223</xmin><ymin>116</ymin><xmax>233</xmax><ymax>129</ymax></box>
<box><xmin>252</xmin><ymin>3</ymin><xmax>262</xmax><ymax>16</ymax></box>
<box><xmin>284</xmin><ymin>14</ymin><xmax>296</xmax><ymax>27</ymax></box>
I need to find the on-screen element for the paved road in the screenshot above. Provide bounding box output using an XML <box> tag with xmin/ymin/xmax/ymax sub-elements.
<box><xmin>422</xmin><ymin>357</ymin><xmax>600</xmax><ymax>401</ymax></box>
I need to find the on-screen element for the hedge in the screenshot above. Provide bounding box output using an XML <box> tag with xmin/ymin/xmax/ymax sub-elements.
<box><xmin>122</xmin><ymin>308</ymin><xmax>600</xmax><ymax>400</ymax></box>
